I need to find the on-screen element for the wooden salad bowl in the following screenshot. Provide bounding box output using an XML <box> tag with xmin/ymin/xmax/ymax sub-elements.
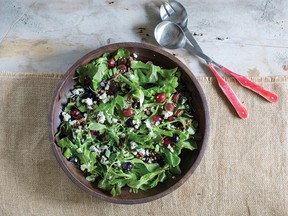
<box><xmin>49</xmin><ymin>42</ymin><xmax>210</xmax><ymax>204</ymax></box>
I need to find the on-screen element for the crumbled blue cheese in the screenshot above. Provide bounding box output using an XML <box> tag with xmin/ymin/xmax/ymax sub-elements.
<box><xmin>85</xmin><ymin>98</ymin><xmax>93</xmax><ymax>106</ymax></box>
<box><xmin>163</xmin><ymin>111</ymin><xmax>173</xmax><ymax>119</ymax></box>
<box><xmin>76</xmin><ymin>148</ymin><xmax>83</xmax><ymax>154</ymax></box>
<box><xmin>89</xmin><ymin>145</ymin><xmax>102</xmax><ymax>154</ymax></box>
<box><xmin>99</xmin><ymin>92</ymin><xmax>113</xmax><ymax>104</ymax></box>
<box><xmin>62</xmin><ymin>112</ymin><xmax>71</xmax><ymax>122</ymax></box>
<box><xmin>104</xmin><ymin>83</ymin><xmax>110</xmax><ymax>91</ymax></box>
<box><xmin>145</xmin><ymin>149</ymin><xmax>150</xmax><ymax>156</ymax></box>
<box><xmin>80</xmin><ymin>164</ymin><xmax>87</xmax><ymax>171</ymax></box>
<box><xmin>137</xmin><ymin>148</ymin><xmax>146</xmax><ymax>156</ymax></box>
<box><xmin>82</xmin><ymin>98</ymin><xmax>94</xmax><ymax>110</ymax></box>
<box><xmin>130</xmin><ymin>141</ymin><xmax>138</xmax><ymax>150</ymax></box>
<box><xmin>155</xmin><ymin>121</ymin><xmax>160</xmax><ymax>126</ymax></box>
<box><xmin>132</xmin><ymin>119</ymin><xmax>141</xmax><ymax>129</ymax></box>
<box><xmin>112</xmin><ymin>118</ymin><xmax>118</xmax><ymax>123</ymax></box>
<box><xmin>69</xmin><ymin>120</ymin><xmax>77</xmax><ymax>126</ymax></box>
<box><xmin>133</xmin><ymin>53</ymin><xmax>138</xmax><ymax>58</ymax></box>
<box><xmin>167</xmin><ymin>144</ymin><xmax>174</xmax><ymax>153</ymax></box>
<box><xmin>75</xmin><ymin>126</ymin><xmax>83</xmax><ymax>134</ymax></box>
<box><xmin>72</xmin><ymin>88</ymin><xmax>84</xmax><ymax>96</ymax></box>
<box><xmin>149</xmin><ymin>131</ymin><xmax>157</xmax><ymax>139</ymax></box>
<box><xmin>144</xmin><ymin>119</ymin><xmax>152</xmax><ymax>129</ymax></box>
<box><xmin>83</xmin><ymin>113</ymin><xmax>88</xmax><ymax>121</ymax></box>
<box><xmin>99</xmin><ymin>92</ymin><xmax>107</xmax><ymax>100</ymax></box>
<box><xmin>97</xmin><ymin>111</ymin><xmax>106</xmax><ymax>124</ymax></box>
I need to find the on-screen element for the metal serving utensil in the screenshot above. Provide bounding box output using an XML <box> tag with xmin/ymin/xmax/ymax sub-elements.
<box><xmin>159</xmin><ymin>1</ymin><xmax>278</xmax><ymax>104</ymax></box>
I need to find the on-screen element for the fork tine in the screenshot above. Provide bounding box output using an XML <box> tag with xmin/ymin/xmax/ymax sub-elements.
<box><xmin>164</xmin><ymin>1</ymin><xmax>176</xmax><ymax>16</ymax></box>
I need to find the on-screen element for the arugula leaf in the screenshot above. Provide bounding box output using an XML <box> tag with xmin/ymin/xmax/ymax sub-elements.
<box><xmin>92</xmin><ymin>57</ymin><xmax>109</xmax><ymax>90</ymax></box>
<box><xmin>88</xmin><ymin>122</ymin><xmax>106</xmax><ymax>134</ymax></box>
<box><xmin>114</xmin><ymin>48</ymin><xmax>130</xmax><ymax>60</ymax></box>
<box><xmin>163</xmin><ymin>149</ymin><xmax>181</xmax><ymax>167</ymax></box>
<box><xmin>178</xmin><ymin>140</ymin><xmax>198</xmax><ymax>151</ymax></box>
<box><xmin>58</xmin><ymin>137</ymin><xmax>75</xmax><ymax>149</ymax></box>
<box><xmin>63</xmin><ymin>148</ymin><xmax>73</xmax><ymax>159</ymax></box>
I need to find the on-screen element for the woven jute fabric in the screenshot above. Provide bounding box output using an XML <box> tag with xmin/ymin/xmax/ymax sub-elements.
<box><xmin>0</xmin><ymin>72</ymin><xmax>287</xmax><ymax>216</ymax></box>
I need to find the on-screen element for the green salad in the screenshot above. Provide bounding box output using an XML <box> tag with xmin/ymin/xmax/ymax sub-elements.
<box><xmin>56</xmin><ymin>48</ymin><xmax>199</xmax><ymax>196</ymax></box>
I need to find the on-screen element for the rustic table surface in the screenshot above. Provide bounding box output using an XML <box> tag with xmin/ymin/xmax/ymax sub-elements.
<box><xmin>1</xmin><ymin>0</ymin><xmax>287</xmax><ymax>77</ymax></box>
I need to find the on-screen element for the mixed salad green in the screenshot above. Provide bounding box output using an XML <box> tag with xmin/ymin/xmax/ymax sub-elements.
<box><xmin>56</xmin><ymin>48</ymin><xmax>199</xmax><ymax>196</ymax></box>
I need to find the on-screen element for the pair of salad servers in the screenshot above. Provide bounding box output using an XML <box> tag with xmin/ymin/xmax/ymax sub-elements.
<box><xmin>154</xmin><ymin>1</ymin><xmax>278</xmax><ymax>119</ymax></box>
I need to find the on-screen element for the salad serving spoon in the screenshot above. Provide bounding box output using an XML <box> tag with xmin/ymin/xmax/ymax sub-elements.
<box><xmin>159</xmin><ymin>1</ymin><xmax>278</xmax><ymax>104</ymax></box>
<box><xmin>154</xmin><ymin>21</ymin><xmax>249</xmax><ymax>119</ymax></box>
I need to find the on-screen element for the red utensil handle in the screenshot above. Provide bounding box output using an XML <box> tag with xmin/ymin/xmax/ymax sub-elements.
<box><xmin>220</xmin><ymin>66</ymin><xmax>278</xmax><ymax>103</ymax></box>
<box><xmin>208</xmin><ymin>63</ymin><xmax>249</xmax><ymax>119</ymax></box>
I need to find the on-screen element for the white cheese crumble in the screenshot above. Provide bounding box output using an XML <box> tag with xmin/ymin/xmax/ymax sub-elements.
<box><xmin>163</xmin><ymin>111</ymin><xmax>173</xmax><ymax>119</ymax></box>
<box><xmin>133</xmin><ymin>53</ymin><xmax>138</xmax><ymax>58</ymax></box>
<box><xmin>155</xmin><ymin>121</ymin><xmax>160</xmax><ymax>126</ymax></box>
<box><xmin>167</xmin><ymin>144</ymin><xmax>174</xmax><ymax>153</ymax></box>
<box><xmin>69</xmin><ymin>120</ymin><xmax>77</xmax><ymax>126</ymax></box>
<box><xmin>99</xmin><ymin>92</ymin><xmax>113</xmax><ymax>104</ymax></box>
<box><xmin>149</xmin><ymin>131</ymin><xmax>157</xmax><ymax>139</ymax></box>
<box><xmin>75</xmin><ymin>126</ymin><xmax>83</xmax><ymax>134</ymax></box>
<box><xmin>132</xmin><ymin>119</ymin><xmax>141</xmax><ymax>129</ymax></box>
<box><xmin>99</xmin><ymin>92</ymin><xmax>107</xmax><ymax>100</ymax></box>
<box><xmin>130</xmin><ymin>141</ymin><xmax>138</xmax><ymax>150</ymax></box>
<box><xmin>144</xmin><ymin>119</ymin><xmax>152</xmax><ymax>129</ymax></box>
<box><xmin>137</xmin><ymin>148</ymin><xmax>146</xmax><ymax>156</ymax></box>
<box><xmin>85</xmin><ymin>98</ymin><xmax>93</xmax><ymax>106</ymax></box>
<box><xmin>104</xmin><ymin>83</ymin><xmax>110</xmax><ymax>91</ymax></box>
<box><xmin>89</xmin><ymin>146</ymin><xmax>102</xmax><ymax>154</ymax></box>
<box><xmin>62</xmin><ymin>112</ymin><xmax>71</xmax><ymax>122</ymax></box>
<box><xmin>145</xmin><ymin>149</ymin><xmax>150</xmax><ymax>156</ymax></box>
<box><xmin>76</xmin><ymin>148</ymin><xmax>83</xmax><ymax>154</ymax></box>
<box><xmin>97</xmin><ymin>111</ymin><xmax>106</xmax><ymax>124</ymax></box>
<box><xmin>80</xmin><ymin>164</ymin><xmax>87</xmax><ymax>171</ymax></box>
<box><xmin>112</xmin><ymin>118</ymin><xmax>118</xmax><ymax>123</ymax></box>
<box><xmin>72</xmin><ymin>88</ymin><xmax>84</xmax><ymax>96</ymax></box>
<box><xmin>83</xmin><ymin>113</ymin><xmax>88</xmax><ymax>121</ymax></box>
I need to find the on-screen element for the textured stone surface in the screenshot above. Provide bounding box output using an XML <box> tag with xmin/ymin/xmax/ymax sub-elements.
<box><xmin>0</xmin><ymin>0</ymin><xmax>287</xmax><ymax>76</ymax></box>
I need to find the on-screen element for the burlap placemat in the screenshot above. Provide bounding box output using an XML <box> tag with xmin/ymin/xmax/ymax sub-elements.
<box><xmin>0</xmin><ymin>72</ymin><xmax>287</xmax><ymax>216</ymax></box>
